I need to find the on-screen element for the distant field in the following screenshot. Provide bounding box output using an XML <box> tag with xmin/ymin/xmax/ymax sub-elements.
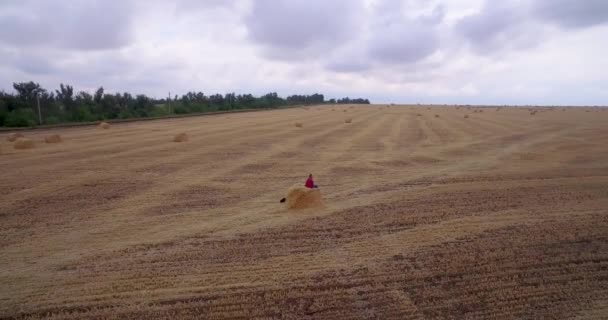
<box><xmin>1</xmin><ymin>105</ymin><xmax>607</xmax><ymax>319</ymax></box>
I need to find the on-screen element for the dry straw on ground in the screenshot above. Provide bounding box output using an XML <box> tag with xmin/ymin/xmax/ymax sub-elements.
<box><xmin>294</xmin><ymin>122</ymin><xmax>303</xmax><ymax>128</ymax></box>
<box><xmin>285</xmin><ymin>185</ymin><xmax>323</xmax><ymax>209</ymax></box>
<box><xmin>98</xmin><ymin>122</ymin><xmax>110</xmax><ymax>129</ymax></box>
<box><xmin>2</xmin><ymin>106</ymin><xmax>608</xmax><ymax>319</ymax></box>
<box><xmin>14</xmin><ymin>137</ymin><xmax>34</xmax><ymax>149</ymax></box>
<box><xmin>7</xmin><ymin>132</ymin><xmax>23</xmax><ymax>142</ymax></box>
<box><xmin>44</xmin><ymin>134</ymin><xmax>62</xmax><ymax>143</ymax></box>
<box><xmin>345</xmin><ymin>118</ymin><xmax>352</xmax><ymax>124</ymax></box>
<box><xmin>173</xmin><ymin>133</ymin><xmax>188</xmax><ymax>142</ymax></box>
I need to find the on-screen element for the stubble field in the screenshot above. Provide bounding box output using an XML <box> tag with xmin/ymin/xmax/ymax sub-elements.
<box><xmin>1</xmin><ymin>105</ymin><xmax>607</xmax><ymax>319</ymax></box>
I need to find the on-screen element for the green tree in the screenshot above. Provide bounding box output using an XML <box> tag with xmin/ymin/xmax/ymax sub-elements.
<box><xmin>13</xmin><ymin>81</ymin><xmax>44</xmax><ymax>103</ymax></box>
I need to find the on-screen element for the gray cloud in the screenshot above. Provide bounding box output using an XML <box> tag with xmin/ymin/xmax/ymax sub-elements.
<box><xmin>368</xmin><ymin>19</ymin><xmax>440</xmax><ymax>64</ymax></box>
<box><xmin>13</xmin><ymin>53</ymin><xmax>58</xmax><ymax>75</ymax></box>
<box><xmin>325</xmin><ymin>58</ymin><xmax>371</xmax><ymax>73</ymax></box>
<box><xmin>244</xmin><ymin>0</ymin><xmax>363</xmax><ymax>59</ymax></box>
<box><xmin>456</xmin><ymin>0</ymin><xmax>608</xmax><ymax>54</ymax></box>
<box><xmin>455</xmin><ymin>2</ymin><xmax>540</xmax><ymax>53</ymax></box>
<box><xmin>326</xmin><ymin>2</ymin><xmax>443</xmax><ymax>73</ymax></box>
<box><xmin>533</xmin><ymin>0</ymin><xmax>608</xmax><ymax>29</ymax></box>
<box><xmin>174</xmin><ymin>0</ymin><xmax>235</xmax><ymax>12</ymax></box>
<box><xmin>0</xmin><ymin>0</ymin><xmax>135</xmax><ymax>50</ymax></box>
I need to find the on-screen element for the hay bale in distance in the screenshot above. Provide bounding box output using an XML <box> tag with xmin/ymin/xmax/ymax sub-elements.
<box><xmin>464</xmin><ymin>115</ymin><xmax>469</xmax><ymax>119</ymax></box>
<box><xmin>44</xmin><ymin>134</ymin><xmax>62</xmax><ymax>143</ymax></box>
<box><xmin>295</xmin><ymin>122</ymin><xmax>303</xmax><ymax>128</ymax></box>
<box><xmin>416</xmin><ymin>113</ymin><xmax>422</xmax><ymax>117</ymax></box>
<box><xmin>173</xmin><ymin>132</ymin><xmax>188</xmax><ymax>142</ymax></box>
<box><xmin>434</xmin><ymin>114</ymin><xmax>440</xmax><ymax>118</ymax></box>
<box><xmin>98</xmin><ymin>122</ymin><xmax>110</xmax><ymax>129</ymax></box>
<box><xmin>285</xmin><ymin>185</ymin><xmax>323</xmax><ymax>209</ymax></box>
<box><xmin>7</xmin><ymin>132</ymin><xmax>24</xmax><ymax>142</ymax></box>
<box><xmin>14</xmin><ymin>137</ymin><xmax>34</xmax><ymax>150</ymax></box>
<box><xmin>345</xmin><ymin>118</ymin><xmax>352</xmax><ymax>124</ymax></box>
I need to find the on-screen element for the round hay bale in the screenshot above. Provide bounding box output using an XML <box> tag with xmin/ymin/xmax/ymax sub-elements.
<box><xmin>434</xmin><ymin>114</ymin><xmax>440</xmax><ymax>118</ymax></box>
<box><xmin>294</xmin><ymin>122</ymin><xmax>303</xmax><ymax>128</ymax></box>
<box><xmin>7</xmin><ymin>132</ymin><xmax>24</xmax><ymax>142</ymax></box>
<box><xmin>285</xmin><ymin>185</ymin><xmax>323</xmax><ymax>209</ymax></box>
<box><xmin>173</xmin><ymin>132</ymin><xmax>188</xmax><ymax>142</ymax></box>
<box><xmin>344</xmin><ymin>118</ymin><xmax>352</xmax><ymax>124</ymax></box>
<box><xmin>98</xmin><ymin>122</ymin><xmax>110</xmax><ymax>129</ymax></box>
<box><xmin>464</xmin><ymin>115</ymin><xmax>469</xmax><ymax>119</ymax></box>
<box><xmin>14</xmin><ymin>137</ymin><xmax>34</xmax><ymax>150</ymax></box>
<box><xmin>416</xmin><ymin>113</ymin><xmax>422</xmax><ymax>117</ymax></box>
<box><xmin>44</xmin><ymin>134</ymin><xmax>62</xmax><ymax>143</ymax></box>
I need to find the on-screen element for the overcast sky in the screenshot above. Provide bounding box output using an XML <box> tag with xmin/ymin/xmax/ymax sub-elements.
<box><xmin>1</xmin><ymin>0</ymin><xmax>607</xmax><ymax>105</ymax></box>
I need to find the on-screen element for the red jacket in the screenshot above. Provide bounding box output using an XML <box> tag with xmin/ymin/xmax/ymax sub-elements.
<box><xmin>305</xmin><ymin>177</ymin><xmax>314</xmax><ymax>188</ymax></box>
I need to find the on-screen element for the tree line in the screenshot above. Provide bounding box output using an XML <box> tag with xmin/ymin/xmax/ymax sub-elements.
<box><xmin>0</xmin><ymin>81</ymin><xmax>371</xmax><ymax>127</ymax></box>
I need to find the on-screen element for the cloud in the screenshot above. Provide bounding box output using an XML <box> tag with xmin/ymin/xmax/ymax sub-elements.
<box><xmin>0</xmin><ymin>0</ymin><xmax>135</xmax><ymax>50</ymax></box>
<box><xmin>455</xmin><ymin>2</ymin><xmax>544</xmax><ymax>53</ymax></box>
<box><xmin>1</xmin><ymin>0</ymin><xmax>607</xmax><ymax>105</ymax></box>
<box><xmin>367</xmin><ymin>19</ymin><xmax>440</xmax><ymax>64</ymax></box>
<box><xmin>325</xmin><ymin>1</ymin><xmax>443</xmax><ymax>73</ymax></box>
<box><xmin>456</xmin><ymin>0</ymin><xmax>608</xmax><ymax>54</ymax></box>
<box><xmin>174</xmin><ymin>0</ymin><xmax>235</xmax><ymax>12</ymax></box>
<box><xmin>532</xmin><ymin>0</ymin><xmax>608</xmax><ymax>29</ymax></box>
<box><xmin>244</xmin><ymin>0</ymin><xmax>363</xmax><ymax>60</ymax></box>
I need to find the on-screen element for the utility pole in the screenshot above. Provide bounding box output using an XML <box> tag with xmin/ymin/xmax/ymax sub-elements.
<box><xmin>37</xmin><ymin>93</ymin><xmax>42</xmax><ymax>125</ymax></box>
<box><xmin>168</xmin><ymin>91</ymin><xmax>172</xmax><ymax>114</ymax></box>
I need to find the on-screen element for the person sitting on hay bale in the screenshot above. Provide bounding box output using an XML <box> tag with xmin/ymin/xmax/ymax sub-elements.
<box><xmin>280</xmin><ymin>174</ymin><xmax>319</xmax><ymax>203</ymax></box>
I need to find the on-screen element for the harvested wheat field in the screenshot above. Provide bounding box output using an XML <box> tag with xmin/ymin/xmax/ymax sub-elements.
<box><xmin>1</xmin><ymin>105</ymin><xmax>607</xmax><ymax>319</ymax></box>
